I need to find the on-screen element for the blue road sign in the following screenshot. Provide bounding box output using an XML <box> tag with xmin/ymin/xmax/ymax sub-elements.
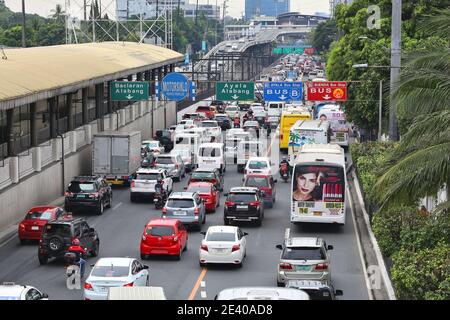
<box><xmin>287</xmin><ymin>71</ymin><xmax>298</xmax><ymax>79</ymax></box>
<box><xmin>263</xmin><ymin>82</ymin><xmax>303</xmax><ymax>102</ymax></box>
<box><xmin>161</xmin><ymin>72</ymin><xmax>189</xmax><ymax>101</ymax></box>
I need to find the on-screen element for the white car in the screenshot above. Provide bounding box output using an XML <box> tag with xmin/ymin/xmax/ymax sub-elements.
<box><xmin>244</xmin><ymin>157</ymin><xmax>272</xmax><ymax>176</ymax></box>
<box><xmin>83</xmin><ymin>258</ymin><xmax>150</xmax><ymax>300</ymax></box>
<box><xmin>200</xmin><ymin>120</ymin><xmax>222</xmax><ymax>142</ymax></box>
<box><xmin>179</xmin><ymin>119</ymin><xmax>196</xmax><ymax>129</ymax></box>
<box><xmin>0</xmin><ymin>282</ymin><xmax>48</xmax><ymax>300</ymax></box>
<box><xmin>225</xmin><ymin>105</ymin><xmax>240</xmax><ymax>119</ymax></box>
<box><xmin>215</xmin><ymin>287</ymin><xmax>310</xmax><ymax>300</ymax></box>
<box><xmin>170</xmin><ymin>148</ymin><xmax>195</xmax><ymax>172</ymax></box>
<box><xmin>130</xmin><ymin>168</ymin><xmax>173</xmax><ymax>202</ymax></box>
<box><xmin>142</xmin><ymin>140</ymin><xmax>165</xmax><ymax>154</ymax></box>
<box><xmin>199</xmin><ymin>226</ymin><xmax>248</xmax><ymax>267</ymax></box>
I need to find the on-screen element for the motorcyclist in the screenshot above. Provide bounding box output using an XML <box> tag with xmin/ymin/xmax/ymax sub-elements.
<box><xmin>154</xmin><ymin>179</ymin><xmax>167</xmax><ymax>204</ymax></box>
<box><xmin>67</xmin><ymin>238</ymin><xmax>87</xmax><ymax>277</ymax></box>
<box><xmin>279</xmin><ymin>156</ymin><xmax>290</xmax><ymax>177</ymax></box>
<box><xmin>233</xmin><ymin>116</ymin><xmax>240</xmax><ymax>128</ymax></box>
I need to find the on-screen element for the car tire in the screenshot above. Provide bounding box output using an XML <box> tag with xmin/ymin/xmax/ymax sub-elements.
<box><xmin>130</xmin><ymin>194</ymin><xmax>136</xmax><ymax>202</ymax></box>
<box><xmin>90</xmin><ymin>240</ymin><xmax>99</xmax><ymax>257</ymax></box>
<box><xmin>97</xmin><ymin>202</ymin><xmax>104</xmax><ymax>215</ymax></box>
<box><xmin>106</xmin><ymin>194</ymin><xmax>112</xmax><ymax>208</ymax></box>
<box><xmin>236</xmin><ymin>261</ymin><xmax>243</xmax><ymax>268</ymax></box>
<box><xmin>19</xmin><ymin>238</ymin><xmax>26</xmax><ymax>245</ymax></box>
<box><xmin>145</xmin><ymin>275</ymin><xmax>150</xmax><ymax>286</ymax></box>
<box><xmin>256</xmin><ymin>219</ymin><xmax>262</xmax><ymax>227</ymax></box>
<box><xmin>277</xmin><ymin>281</ymin><xmax>284</xmax><ymax>287</ymax></box>
<box><xmin>199</xmin><ymin>261</ymin><xmax>206</xmax><ymax>268</ymax></box>
<box><xmin>140</xmin><ymin>253</ymin><xmax>148</xmax><ymax>260</ymax></box>
<box><xmin>38</xmin><ymin>253</ymin><xmax>48</xmax><ymax>265</ymax></box>
<box><xmin>224</xmin><ymin>218</ymin><xmax>230</xmax><ymax>225</ymax></box>
<box><xmin>175</xmin><ymin>250</ymin><xmax>182</xmax><ymax>261</ymax></box>
<box><xmin>183</xmin><ymin>241</ymin><xmax>188</xmax><ymax>252</ymax></box>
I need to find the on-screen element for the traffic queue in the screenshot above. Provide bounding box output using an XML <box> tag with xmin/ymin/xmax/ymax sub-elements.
<box><xmin>2</xmin><ymin>52</ymin><xmax>350</xmax><ymax>301</ymax></box>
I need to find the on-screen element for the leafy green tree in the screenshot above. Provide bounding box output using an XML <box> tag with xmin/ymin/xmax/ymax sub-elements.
<box><xmin>310</xmin><ymin>19</ymin><xmax>337</xmax><ymax>53</ymax></box>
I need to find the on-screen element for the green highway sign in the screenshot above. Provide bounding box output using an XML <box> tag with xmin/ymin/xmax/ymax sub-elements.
<box><xmin>273</xmin><ymin>47</ymin><xmax>305</xmax><ymax>54</ymax></box>
<box><xmin>110</xmin><ymin>81</ymin><xmax>149</xmax><ymax>101</ymax></box>
<box><xmin>215</xmin><ymin>82</ymin><xmax>255</xmax><ymax>101</ymax></box>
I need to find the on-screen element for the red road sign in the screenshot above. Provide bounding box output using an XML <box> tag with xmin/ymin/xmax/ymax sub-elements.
<box><xmin>306</xmin><ymin>81</ymin><xmax>348</xmax><ymax>101</ymax></box>
<box><xmin>304</xmin><ymin>48</ymin><xmax>315</xmax><ymax>55</ymax></box>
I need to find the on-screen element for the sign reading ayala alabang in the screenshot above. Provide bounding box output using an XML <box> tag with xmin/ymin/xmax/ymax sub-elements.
<box><xmin>215</xmin><ymin>82</ymin><xmax>255</xmax><ymax>101</ymax></box>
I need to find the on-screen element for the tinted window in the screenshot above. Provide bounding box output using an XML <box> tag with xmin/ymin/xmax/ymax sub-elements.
<box><xmin>91</xmin><ymin>266</ymin><xmax>130</xmax><ymax>277</ymax></box>
<box><xmin>228</xmin><ymin>193</ymin><xmax>257</xmax><ymax>202</ymax></box>
<box><xmin>156</xmin><ymin>157</ymin><xmax>174</xmax><ymax>164</ymax></box>
<box><xmin>136</xmin><ymin>173</ymin><xmax>160</xmax><ymax>180</ymax></box>
<box><xmin>201</xmin><ymin>122</ymin><xmax>218</xmax><ymax>128</ymax></box>
<box><xmin>206</xmin><ymin>232</ymin><xmax>236</xmax><ymax>242</ymax></box>
<box><xmin>167</xmin><ymin>199</ymin><xmax>195</xmax><ymax>208</ymax></box>
<box><xmin>245</xmin><ymin>177</ymin><xmax>269</xmax><ymax>188</ymax></box>
<box><xmin>248</xmin><ymin>161</ymin><xmax>268</xmax><ymax>169</ymax></box>
<box><xmin>68</xmin><ymin>182</ymin><xmax>96</xmax><ymax>193</ymax></box>
<box><xmin>44</xmin><ymin>224</ymin><xmax>71</xmax><ymax>237</ymax></box>
<box><xmin>197</xmin><ymin>106</ymin><xmax>210</xmax><ymax>111</ymax></box>
<box><xmin>192</xmin><ymin>172</ymin><xmax>215</xmax><ymax>179</ymax></box>
<box><xmin>146</xmin><ymin>226</ymin><xmax>175</xmax><ymax>236</ymax></box>
<box><xmin>187</xmin><ymin>185</ymin><xmax>211</xmax><ymax>194</ymax></box>
<box><xmin>282</xmin><ymin>247</ymin><xmax>326</xmax><ymax>260</ymax></box>
<box><xmin>200</xmin><ymin>148</ymin><xmax>221</xmax><ymax>157</ymax></box>
<box><xmin>26</xmin><ymin>210</ymin><xmax>53</xmax><ymax>220</ymax></box>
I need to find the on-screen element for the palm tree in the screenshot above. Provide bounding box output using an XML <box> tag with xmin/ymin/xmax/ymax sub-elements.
<box><xmin>373</xmin><ymin>10</ymin><xmax>450</xmax><ymax>213</ymax></box>
<box><xmin>49</xmin><ymin>4</ymin><xmax>65</xmax><ymax>24</ymax></box>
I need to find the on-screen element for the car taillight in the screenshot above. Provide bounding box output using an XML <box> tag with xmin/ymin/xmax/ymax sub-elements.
<box><xmin>194</xmin><ymin>208</ymin><xmax>200</xmax><ymax>215</ymax></box>
<box><xmin>19</xmin><ymin>223</ymin><xmax>25</xmax><ymax>229</ymax></box>
<box><xmin>84</xmin><ymin>283</ymin><xmax>93</xmax><ymax>290</ymax></box>
<box><xmin>65</xmin><ymin>192</ymin><xmax>73</xmax><ymax>197</ymax></box>
<box><xmin>315</xmin><ymin>263</ymin><xmax>328</xmax><ymax>271</ymax></box>
<box><xmin>250</xmin><ymin>201</ymin><xmax>261</xmax><ymax>207</ymax></box>
<box><xmin>89</xmin><ymin>192</ymin><xmax>99</xmax><ymax>199</ymax></box>
<box><xmin>201</xmin><ymin>244</ymin><xmax>208</xmax><ymax>252</ymax></box>
<box><xmin>131</xmin><ymin>181</ymin><xmax>135</xmax><ymax>188</ymax></box>
<box><xmin>279</xmin><ymin>262</ymin><xmax>293</xmax><ymax>270</ymax></box>
<box><xmin>162</xmin><ymin>207</ymin><xmax>167</xmax><ymax>214</ymax></box>
<box><xmin>280</xmin><ymin>134</ymin><xmax>283</xmax><ymax>140</ymax></box>
<box><xmin>142</xmin><ymin>235</ymin><xmax>146</xmax><ymax>241</ymax></box>
<box><xmin>123</xmin><ymin>282</ymin><xmax>134</xmax><ymax>287</ymax></box>
<box><xmin>225</xmin><ymin>201</ymin><xmax>235</xmax><ymax>207</ymax></box>
<box><xmin>232</xmin><ymin>244</ymin><xmax>240</xmax><ymax>252</ymax></box>
<box><xmin>173</xmin><ymin>236</ymin><xmax>178</xmax><ymax>242</ymax></box>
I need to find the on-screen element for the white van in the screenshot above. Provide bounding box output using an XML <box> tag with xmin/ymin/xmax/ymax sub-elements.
<box><xmin>197</xmin><ymin>143</ymin><xmax>226</xmax><ymax>173</ymax></box>
<box><xmin>173</xmin><ymin>132</ymin><xmax>201</xmax><ymax>163</ymax></box>
<box><xmin>107</xmin><ymin>287</ymin><xmax>166</xmax><ymax>300</ymax></box>
<box><xmin>267</xmin><ymin>102</ymin><xmax>285</xmax><ymax>117</ymax></box>
<box><xmin>181</xmin><ymin>127</ymin><xmax>210</xmax><ymax>144</ymax></box>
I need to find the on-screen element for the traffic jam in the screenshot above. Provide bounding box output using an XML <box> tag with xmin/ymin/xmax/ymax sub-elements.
<box><xmin>0</xmin><ymin>52</ymin><xmax>356</xmax><ymax>301</ymax></box>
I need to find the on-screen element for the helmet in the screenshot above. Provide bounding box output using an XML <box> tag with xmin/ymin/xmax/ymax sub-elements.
<box><xmin>72</xmin><ymin>238</ymin><xmax>80</xmax><ymax>246</ymax></box>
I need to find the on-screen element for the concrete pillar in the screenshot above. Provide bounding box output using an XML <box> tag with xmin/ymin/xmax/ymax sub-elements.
<box><xmin>70</xmin><ymin>131</ymin><xmax>77</xmax><ymax>153</ymax></box>
<box><xmin>32</xmin><ymin>146</ymin><xmax>42</xmax><ymax>172</ymax></box>
<box><xmin>107</xmin><ymin>81</ymin><xmax>113</xmax><ymax>114</ymax></box>
<box><xmin>130</xmin><ymin>104</ymin><xmax>136</xmax><ymax>121</ymax></box>
<box><xmin>67</xmin><ymin>93</ymin><xmax>74</xmax><ymax>132</ymax></box>
<box><xmin>30</xmin><ymin>102</ymin><xmax>38</xmax><ymax>147</ymax></box>
<box><xmin>85</xmin><ymin>124</ymin><xmax>92</xmax><ymax>145</ymax></box>
<box><xmin>82</xmin><ymin>88</ymin><xmax>88</xmax><ymax>124</ymax></box>
<box><xmin>127</xmin><ymin>75</ymin><xmax>133</xmax><ymax>81</ymax></box>
<box><xmin>6</xmin><ymin>109</ymin><xmax>15</xmax><ymax>157</ymax></box>
<box><xmin>9</xmin><ymin>156</ymin><xmax>19</xmax><ymax>183</ymax></box>
<box><xmin>49</xmin><ymin>97</ymin><xmax>57</xmax><ymax>139</ymax></box>
<box><xmin>136</xmin><ymin>72</ymin><xmax>143</xmax><ymax>81</ymax></box>
<box><xmin>139</xmin><ymin>101</ymin><xmax>145</xmax><ymax>117</ymax></box>
<box><xmin>110</xmin><ymin>112</ymin><xmax>118</xmax><ymax>131</ymax></box>
<box><xmin>95</xmin><ymin>83</ymin><xmax>103</xmax><ymax>120</ymax></box>
<box><xmin>120</xmin><ymin>109</ymin><xmax>126</xmax><ymax>127</ymax></box>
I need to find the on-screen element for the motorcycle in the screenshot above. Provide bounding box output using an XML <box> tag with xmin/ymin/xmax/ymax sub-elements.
<box><xmin>153</xmin><ymin>191</ymin><xmax>167</xmax><ymax>209</ymax></box>
<box><xmin>64</xmin><ymin>252</ymin><xmax>85</xmax><ymax>280</ymax></box>
<box><xmin>279</xmin><ymin>162</ymin><xmax>290</xmax><ymax>182</ymax></box>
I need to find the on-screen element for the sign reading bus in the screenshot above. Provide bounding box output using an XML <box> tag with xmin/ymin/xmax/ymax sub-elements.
<box><xmin>306</xmin><ymin>81</ymin><xmax>347</xmax><ymax>101</ymax></box>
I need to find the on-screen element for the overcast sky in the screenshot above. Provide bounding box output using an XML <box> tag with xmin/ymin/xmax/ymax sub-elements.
<box><xmin>5</xmin><ymin>0</ymin><xmax>330</xmax><ymax>19</ymax></box>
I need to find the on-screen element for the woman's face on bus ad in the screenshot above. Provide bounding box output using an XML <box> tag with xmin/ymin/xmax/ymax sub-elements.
<box><xmin>296</xmin><ymin>173</ymin><xmax>317</xmax><ymax>196</ymax></box>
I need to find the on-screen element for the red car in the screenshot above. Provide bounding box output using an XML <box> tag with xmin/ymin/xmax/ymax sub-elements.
<box><xmin>140</xmin><ymin>219</ymin><xmax>188</xmax><ymax>260</ymax></box>
<box><xmin>195</xmin><ymin>105</ymin><xmax>215</xmax><ymax>119</ymax></box>
<box><xmin>18</xmin><ymin>206</ymin><xmax>67</xmax><ymax>244</ymax></box>
<box><xmin>243</xmin><ymin>174</ymin><xmax>277</xmax><ymax>208</ymax></box>
<box><xmin>186</xmin><ymin>182</ymin><xmax>220</xmax><ymax>213</ymax></box>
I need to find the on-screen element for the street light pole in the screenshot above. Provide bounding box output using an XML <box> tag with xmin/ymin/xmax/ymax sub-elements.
<box><xmin>389</xmin><ymin>0</ymin><xmax>402</xmax><ymax>141</ymax></box>
<box><xmin>379</xmin><ymin>80</ymin><xmax>383</xmax><ymax>141</ymax></box>
<box><xmin>21</xmin><ymin>0</ymin><xmax>26</xmax><ymax>48</ymax></box>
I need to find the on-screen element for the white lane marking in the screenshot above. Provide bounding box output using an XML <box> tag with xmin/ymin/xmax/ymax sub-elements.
<box><xmin>113</xmin><ymin>202</ymin><xmax>123</xmax><ymax>210</ymax></box>
<box><xmin>200</xmin><ymin>281</ymin><xmax>207</xmax><ymax>299</ymax></box>
<box><xmin>201</xmin><ymin>281</ymin><xmax>206</xmax><ymax>288</ymax></box>
<box><xmin>347</xmin><ymin>188</ymin><xmax>374</xmax><ymax>300</ymax></box>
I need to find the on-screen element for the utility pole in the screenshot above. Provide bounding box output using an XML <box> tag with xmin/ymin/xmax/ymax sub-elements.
<box><xmin>222</xmin><ymin>0</ymin><xmax>227</xmax><ymax>41</ymax></box>
<box><xmin>389</xmin><ymin>0</ymin><xmax>401</xmax><ymax>141</ymax></box>
<box><xmin>195</xmin><ymin>0</ymin><xmax>199</xmax><ymax>25</ymax></box>
<box><xmin>84</xmin><ymin>0</ymin><xmax>87</xmax><ymax>20</ymax></box>
<box><xmin>21</xmin><ymin>0</ymin><xmax>26</xmax><ymax>47</ymax></box>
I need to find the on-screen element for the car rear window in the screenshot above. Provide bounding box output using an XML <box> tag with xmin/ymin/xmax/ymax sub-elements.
<box><xmin>206</xmin><ymin>232</ymin><xmax>236</xmax><ymax>242</ymax></box>
<box><xmin>201</xmin><ymin>122</ymin><xmax>218</xmax><ymax>128</ymax></box>
<box><xmin>136</xmin><ymin>173</ymin><xmax>160</xmax><ymax>180</ymax></box>
<box><xmin>44</xmin><ymin>224</ymin><xmax>71</xmax><ymax>237</ymax></box>
<box><xmin>27</xmin><ymin>210</ymin><xmax>53</xmax><ymax>220</ymax></box>
<box><xmin>156</xmin><ymin>157</ymin><xmax>174</xmax><ymax>164</ymax></box>
<box><xmin>200</xmin><ymin>147</ymin><xmax>221</xmax><ymax>157</ymax></box>
<box><xmin>187</xmin><ymin>186</ymin><xmax>211</xmax><ymax>194</ymax></box>
<box><xmin>146</xmin><ymin>226</ymin><xmax>175</xmax><ymax>236</ymax></box>
<box><xmin>245</xmin><ymin>177</ymin><xmax>269</xmax><ymax>188</ymax></box>
<box><xmin>167</xmin><ymin>199</ymin><xmax>195</xmax><ymax>208</ymax></box>
<box><xmin>68</xmin><ymin>182</ymin><xmax>95</xmax><ymax>193</ymax></box>
<box><xmin>91</xmin><ymin>266</ymin><xmax>129</xmax><ymax>277</ymax></box>
<box><xmin>228</xmin><ymin>193</ymin><xmax>257</xmax><ymax>203</ymax></box>
<box><xmin>192</xmin><ymin>172</ymin><xmax>215</xmax><ymax>180</ymax></box>
<box><xmin>197</xmin><ymin>106</ymin><xmax>210</xmax><ymax>111</ymax></box>
<box><xmin>248</xmin><ymin>161</ymin><xmax>268</xmax><ymax>169</ymax></box>
<box><xmin>282</xmin><ymin>247</ymin><xmax>326</xmax><ymax>260</ymax></box>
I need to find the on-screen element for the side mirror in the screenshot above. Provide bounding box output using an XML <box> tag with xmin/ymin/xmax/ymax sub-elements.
<box><xmin>327</xmin><ymin>245</ymin><xmax>334</xmax><ymax>251</ymax></box>
<box><xmin>42</xmin><ymin>293</ymin><xmax>49</xmax><ymax>299</ymax></box>
<box><xmin>335</xmin><ymin>290</ymin><xmax>343</xmax><ymax>296</ymax></box>
<box><xmin>200</xmin><ymin>231</ymin><xmax>206</xmax><ymax>236</ymax></box>
<box><xmin>274</xmin><ymin>179</ymin><xmax>278</xmax><ymax>183</ymax></box>
<box><xmin>244</xmin><ymin>232</ymin><xmax>249</xmax><ymax>236</ymax></box>
<box><xmin>275</xmin><ymin>244</ymin><xmax>283</xmax><ymax>250</ymax></box>
<box><xmin>143</xmin><ymin>265</ymin><xmax>150</xmax><ymax>270</ymax></box>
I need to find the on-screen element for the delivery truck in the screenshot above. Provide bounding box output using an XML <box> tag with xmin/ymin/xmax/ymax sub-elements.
<box><xmin>92</xmin><ymin>131</ymin><xmax>141</xmax><ymax>186</ymax></box>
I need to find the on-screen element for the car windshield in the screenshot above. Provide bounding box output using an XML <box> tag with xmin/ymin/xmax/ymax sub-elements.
<box><xmin>44</xmin><ymin>224</ymin><xmax>71</xmax><ymax>237</ymax></box>
<box><xmin>192</xmin><ymin>172</ymin><xmax>215</xmax><ymax>180</ymax></box>
<box><xmin>68</xmin><ymin>182</ymin><xmax>95</xmax><ymax>193</ymax></box>
<box><xmin>91</xmin><ymin>266</ymin><xmax>130</xmax><ymax>277</ymax></box>
<box><xmin>282</xmin><ymin>247</ymin><xmax>326</xmax><ymax>260</ymax></box>
<box><xmin>156</xmin><ymin>157</ymin><xmax>174</xmax><ymax>164</ymax></box>
<box><xmin>244</xmin><ymin>122</ymin><xmax>258</xmax><ymax>127</ymax></box>
<box><xmin>187</xmin><ymin>186</ymin><xmax>211</xmax><ymax>194</ymax></box>
<box><xmin>245</xmin><ymin>177</ymin><xmax>269</xmax><ymax>188</ymax></box>
<box><xmin>226</xmin><ymin>107</ymin><xmax>237</xmax><ymax>111</ymax></box>
<box><xmin>136</xmin><ymin>173</ymin><xmax>160</xmax><ymax>180</ymax></box>
<box><xmin>167</xmin><ymin>199</ymin><xmax>195</xmax><ymax>208</ymax></box>
<box><xmin>228</xmin><ymin>193</ymin><xmax>257</xmax><ymax>202</ymax></box>
<box><xmin>248</xmin><ymin>161</ymin><xmax>268</xmax><ymax>169</ymax></box>
<box><xmin>201</xmin><ymin>122</ymin><xmax>218</xmax><ymax>128</ymax></box>
<box><xmin>206</xmin><ymin>232</ymin><xmax>236</xmax><ymax>242</ymax></box>
<box><xmin>26</xmin><ymin>210</ymin><xmax>54</xmax><ymax>220</ymax></box>
<box><xmin>146</xmin><ymin>226</ymin><xmax>174</xmax><ymax>236</ymax></box>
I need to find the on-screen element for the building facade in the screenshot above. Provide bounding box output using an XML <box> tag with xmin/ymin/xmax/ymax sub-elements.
<box><xmin>245</xmin><ymin>0</ymin><xmax>290</xmax><ymax>21</ymax></box>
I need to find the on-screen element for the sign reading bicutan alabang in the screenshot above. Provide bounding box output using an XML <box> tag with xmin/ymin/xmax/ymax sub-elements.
<box><xmin>306</xmin><ymin>81</ymin><xmax>347</xmax><ymax>101</ymax></box>
<box><xmin>110</xmin><ymin>81</ymin><xmax>149</xmax><ymax>101</ymax></box>
<box><xmin>216</xmin><ymin>82</ymin><xmax>255</xmax><ymax>101</ymax></box>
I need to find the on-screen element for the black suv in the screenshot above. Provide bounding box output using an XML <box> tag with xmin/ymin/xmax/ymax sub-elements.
<box><xmin>155</xmin><ymin>130</ymin><xmax>174</xmax><ymax>152</ymax></box>
<box><xmin>214</xmin><ymin>114</ymin><xmax>231</xmax><ymax>130</ymax></box>
<box><xmin>210</xmin><ymin>100</ymin><xmax>226</xmax><ymax>113</ymax></box>
<box><xmin>38</xmin><ymin>217</ymin><xmax>100</xmax><ymax>265</ymax></box>
<box><xmin>224</xmin><ymin>187</ymin><xmax>265</xmax><ymax>226</ymax></box>
<box><xmin>64</xmin><ymin>176</ymin><xmax>112</xmax><ymax>215</ymax></box>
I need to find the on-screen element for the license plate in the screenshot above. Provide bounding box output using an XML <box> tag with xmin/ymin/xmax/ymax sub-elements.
<box><xmin>77</xmin><ymin>195</ymin><xmax>86</xmax><ymax>199</ymax></box>
<box><xmin>99</xmin><ymin>286</ymin><xmax>109</xmax><ymax>293</ymax></box>
<box><xmin>31</xmin><ymin>226</ymin><xmax>39</xmax><ymax>231</ymax></box>
<box><xmin>236</xmin><ymin>205</ymin><xmax>248</xmax><ymax>210</ymax></box>
<box><xmin>296</xmin><ymin>265</ymin><xmax>311</xmax><ymax>271</ymax></box>
<box><xmin>173</xmin><ymin>211</ymin><xmax>187</xmax><ymax>216</ymax></box>
<box><xmin>313</xmin><ymin>211</ymin><xmax>322</xmax><ymax>216</ymax></box>
<box><xmin>214</xmin><ymin>248</ymin><xmax>226</xmax><ymax>254</ymax></box>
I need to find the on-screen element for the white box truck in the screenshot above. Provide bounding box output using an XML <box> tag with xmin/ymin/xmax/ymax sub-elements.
<box><xmin>92</xmin><ymin>131</ymin><xmax>141</xmax><ymax>186</ymax></box>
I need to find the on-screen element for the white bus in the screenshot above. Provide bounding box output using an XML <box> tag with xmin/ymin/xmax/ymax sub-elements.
<box><xmin>291</xmin><ymin>144</ymin><xmax>346</xmax><ymax>225</ymax></box>
<box><xmin>288</xmin><ymin>120</ymin><xmax>330</xmax><ymax>166</ymax></box>
<box><xmin>317</xmin><ymin>106</ymin><xmax>350</xmax><ymax>148</ymax></box>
